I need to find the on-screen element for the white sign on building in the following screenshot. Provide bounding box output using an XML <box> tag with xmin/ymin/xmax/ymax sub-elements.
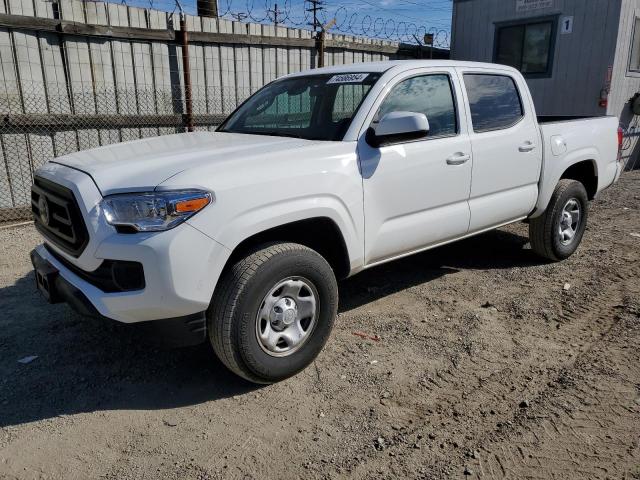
<box><xmin>516</xmin><ymin>0</ymin><xmax>554</xmax><ymax>12</ymax></box>
<box><xmin>560</xmin><ymin>16</ymin><xmax>574</xmax><ymax>34</ymax></box>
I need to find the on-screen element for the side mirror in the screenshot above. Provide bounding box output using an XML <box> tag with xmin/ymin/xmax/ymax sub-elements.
<box><xmin>366</xmin><ymin>111</ymin><xmax>430</xmax><ymax>148</ymax></box>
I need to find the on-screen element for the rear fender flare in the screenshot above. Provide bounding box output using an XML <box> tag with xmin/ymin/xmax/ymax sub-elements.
<box><xmin>531</xmin><ymin>150</ymin><xmax>599</xmax><ymax>218</ymax></box>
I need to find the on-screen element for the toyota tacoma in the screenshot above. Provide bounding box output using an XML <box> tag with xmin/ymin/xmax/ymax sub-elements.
<box><xmin>30</xmin><ymin>61</ymin><xmax>623</xmax><ymax>383</ymax></box>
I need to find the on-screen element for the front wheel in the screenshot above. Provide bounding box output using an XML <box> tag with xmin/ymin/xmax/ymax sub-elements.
<box><xmin>529</xmin><ymin>179</ymin><xmax>589</xmax><ymax>261</ymax></box>
<box><xmin>208</xmin><ymin>242</ymin><xmax>338</xmax><ymax>384</ymax></box>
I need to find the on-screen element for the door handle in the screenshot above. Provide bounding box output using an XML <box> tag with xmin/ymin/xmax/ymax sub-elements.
<box><xmin>446</xmin><ymin>153</ymin><xmax>471</xmax><ymax>165</ymax></box>
<box><xmin>519</xmin><ymin>141</ymin><xmax>536</xmax><ymax>152</ymax></box>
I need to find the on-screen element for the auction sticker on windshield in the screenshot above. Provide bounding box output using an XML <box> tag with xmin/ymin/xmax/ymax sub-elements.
<box><xmin>327</xmin><ymin>73</ymin><xmax>369</xmax><ymax>84</ymax></box>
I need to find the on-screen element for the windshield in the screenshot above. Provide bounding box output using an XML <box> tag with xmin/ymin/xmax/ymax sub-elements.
<box><xmin>218</xmin><ymin>73</ymin><xmax>382</xmax><ymax>141</ymax></box>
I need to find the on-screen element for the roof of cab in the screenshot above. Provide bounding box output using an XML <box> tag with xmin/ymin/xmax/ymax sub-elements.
<box><xmin>283</xmin><ymin>60</ymin><xmax>519</xmax><ymax>78</ymax></box>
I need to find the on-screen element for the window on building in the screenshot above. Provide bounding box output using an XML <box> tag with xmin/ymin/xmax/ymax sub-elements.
<box><xmin>629</xmin><ymin>17</ymin><xmax>640</xmax><ymax>72</ymax></box>
<box><xmin>375</xmin><ymin>74</ymin><xmax>458</xmax><ymax>137</ymax></box>
<box><xmin>495</xmin><ymin>19</ymin><xmax>555</xmax><ymax>77</ymax></box>
<box><xmin>463</xmin><ymin>74</ymin><xmax>524</xmax><ymax>132</ymax></box>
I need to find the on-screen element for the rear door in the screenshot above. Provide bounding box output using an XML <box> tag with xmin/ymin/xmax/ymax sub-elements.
<box><xmin>457</xmin><ymin>68</ymin><xmax>542</xmax><ymax>232</ymax></box>
<box><xmin>358</xmin><ymin>67</ymin><xmax>473</xmax><ymax>265</ymax></box>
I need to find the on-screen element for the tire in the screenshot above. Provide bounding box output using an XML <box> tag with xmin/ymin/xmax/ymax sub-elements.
<box><xmin>529</xmin><ymin>179</ymin><xmax>589</xmax><ymax>261</ymax></box>
<box><xmin>208</xmin><ymin>242</ymin><xmax>338</xmax><ymax>384</ymax></box>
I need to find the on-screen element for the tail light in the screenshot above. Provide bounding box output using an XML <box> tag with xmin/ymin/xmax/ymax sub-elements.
<box><xmin>618</xmin><ymin>127</ymin><xmax>624</xmax><ymax>148</ymax></box>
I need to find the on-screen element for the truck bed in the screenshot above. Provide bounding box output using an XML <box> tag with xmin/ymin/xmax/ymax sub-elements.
<box><xmin>532</xmin><ymin>115</ymin><xmax>620</xmax><ymax>218</ymax></box>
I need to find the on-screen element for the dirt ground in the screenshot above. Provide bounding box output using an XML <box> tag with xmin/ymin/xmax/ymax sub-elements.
<box><xmin>1</xmin><ymin>172</ymin><xmax>639</xmax><ymax>480</ymax></box>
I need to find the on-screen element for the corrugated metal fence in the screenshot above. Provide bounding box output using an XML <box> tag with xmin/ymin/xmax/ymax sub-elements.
<box><xmin>0</xmin><ymin>0</ymin><xmax>442</xmax><ymax>222</ymax></box>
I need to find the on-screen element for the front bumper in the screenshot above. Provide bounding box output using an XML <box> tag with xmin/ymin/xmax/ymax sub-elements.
<box><xmin>33</xmin><ymin>219</ymin><xmax>229</xmax><ymax>324</ymax></box>
<box><xmin>31</xmin><ymin>247</ymin><xmax>210</xmax><ymax>347</ymax></box>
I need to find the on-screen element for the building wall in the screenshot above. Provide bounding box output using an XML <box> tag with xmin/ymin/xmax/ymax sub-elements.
<box><xmin>451</xmin><ymin>0</ymin><xmax>622</xmax><ymax>117</ymax></box>
<box><xmin>610</xmin><ymin>0</ymin><xmax>640</xmax><ymax>170</ymax></box>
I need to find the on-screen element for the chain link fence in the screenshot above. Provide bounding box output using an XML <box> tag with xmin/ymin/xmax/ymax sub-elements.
<box><xmin>1</xmin><ymin>18</ymin><xmax>408</xmax><ymax>223</ymax></box>
<box><xmin>0</xmin><ymin>0</ymin><xmax>450</xmax><ymax>223</ymax></box>
<box><xmin>1</xmin><ymin>81</ymin><xmax>250</xmax><ymax>222</ymax></box>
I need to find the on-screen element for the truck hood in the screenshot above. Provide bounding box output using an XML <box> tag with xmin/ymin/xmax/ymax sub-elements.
<box><xmin>52</xmin><ymin>132</ymin><xmax>316</xmax><ymax>195</ymax></box>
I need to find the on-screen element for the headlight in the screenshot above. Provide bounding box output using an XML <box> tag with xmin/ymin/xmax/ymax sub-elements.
<box><xmin>101</xmin><ymin>190</ymin><xmax>213</xmax><ymax>232</ymax></box>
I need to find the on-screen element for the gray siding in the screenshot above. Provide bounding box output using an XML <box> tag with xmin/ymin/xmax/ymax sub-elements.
<box><xmin>451</xmin><ymin>0</ymin><xmax>622</xmax><ymax>117</ymax></box>
<box><xmin>609</xmin><ymin>0</ymin><xmax>640</xmax><ymax>169</ymax></box>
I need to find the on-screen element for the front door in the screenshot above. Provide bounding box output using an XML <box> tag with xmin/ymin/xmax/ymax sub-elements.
<box><xmin>359</xmin><ymin>69</ymin><xmax>473</xmax><ymax>265</ymax></box>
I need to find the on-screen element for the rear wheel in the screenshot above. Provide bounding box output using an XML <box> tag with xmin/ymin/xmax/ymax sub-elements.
<box><xmin>208</xmin><ymin>242</ymin><xmax>338</xmax><ymax>384</ymax></box>
<box><xmin>529</xmin><ymin>179</ymin><xmax>589</xmax><ymax>261</ymax></box>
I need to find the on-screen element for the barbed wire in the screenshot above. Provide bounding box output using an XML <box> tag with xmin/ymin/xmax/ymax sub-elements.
<box><xmin>218</xmin><ymin>0</ymin><xmax>450</xmax><ymax>45</ymax></box>
<box><xmin>131</xmin><ymin>0</ymin><xmax>451</xmax><ymax>46</ymax></box>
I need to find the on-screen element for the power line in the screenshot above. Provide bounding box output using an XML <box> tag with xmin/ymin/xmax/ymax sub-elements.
<box><xmin>338</xmin><ymin>0</ymin><xmax>434</xmax><ymax>24</ymax></box>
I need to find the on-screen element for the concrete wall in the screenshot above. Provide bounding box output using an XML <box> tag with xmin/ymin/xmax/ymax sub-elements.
<box><xmin>451</xmin><ymin>0</ymin><xmax>622</xmax><ymax>117</ymax></box>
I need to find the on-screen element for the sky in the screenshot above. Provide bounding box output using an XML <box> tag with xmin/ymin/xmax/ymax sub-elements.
<box><xmin>120</xmin><ymin>0</ymin><xmax>453</xmax><ymax>45</ymax></box>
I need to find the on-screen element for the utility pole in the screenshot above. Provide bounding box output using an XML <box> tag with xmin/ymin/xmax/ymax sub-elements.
<box><xmin>268</xmin><ymin>3</ymin><xmax>284</xmax><ymax>27</ymax></box>
<box><xmin>197</xmin><ymin>0</ymin><xmax>218</xmax><ymax>17</ymax></box>
<box><xmin>306</xmin><ymin>0</ymin><xmax>323</xmax><ymax>34</ymax></box>
<box><xmin>306</xmin><ymin>0</ymin><xmax>324</xmax><ymax>67</ymax></box>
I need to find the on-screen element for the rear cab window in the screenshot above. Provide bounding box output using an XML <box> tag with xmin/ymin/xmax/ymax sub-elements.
<box><xmin>462</xmin><ymin>73</ymin><xmax>524</xmax><ymax>132</ymax></box>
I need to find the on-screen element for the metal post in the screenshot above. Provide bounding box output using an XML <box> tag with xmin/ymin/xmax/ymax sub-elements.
<box><xmin>424</xmin><ymin>33</ymin><xmax>434</xmax><ymax>60</ymax></box>
<box><xmin>316</xmin><ymin>30</ymin><xmax>325</xmax><ymax>68</ymax></box>
<box><xmin>179</xmin><ymin>13</ymin><xmax>194</xmax><ymax>132</ymax></box>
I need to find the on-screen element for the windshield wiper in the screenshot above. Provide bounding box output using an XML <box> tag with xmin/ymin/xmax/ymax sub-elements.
<box><xmin>255</xmin><ymin>131</ymin><xmax>307</xmax><ymax>139</ymax></box>
<box><xmin>220</xmin><ymin>129</ymin><xmax>331</xmax><ymax>140</ymax></box>
<box><xmin>225</xmin><ymin>130</ymin><xmax>309</xmax><ymax>139</ymax></box>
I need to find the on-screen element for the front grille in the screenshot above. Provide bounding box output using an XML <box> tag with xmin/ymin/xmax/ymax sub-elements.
<box><xmin>31</xmin><ymin>176</ymin><xmax>89</xmax><ymax>257</ymax></box>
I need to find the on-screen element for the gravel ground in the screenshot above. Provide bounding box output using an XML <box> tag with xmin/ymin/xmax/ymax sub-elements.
<box><xmin>1</xmin><ymin>172</ymin><xmax>639</xmax><ymax>480</ymax></box>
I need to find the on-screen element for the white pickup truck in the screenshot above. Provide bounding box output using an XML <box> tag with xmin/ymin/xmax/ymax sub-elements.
<box><xmin>30</xmin><ymin>60</ymin><xmax>622</xmax><ymax>383</ymax></box>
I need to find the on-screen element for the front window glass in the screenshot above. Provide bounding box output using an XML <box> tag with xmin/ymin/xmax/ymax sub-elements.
<box><xmin>219</xmin><ymin>73</ymin><xmax>381</xmax><ymax>141</ymax></box>
<box><xmin>375</xmin><ymin>74</ymin><xmax>457</xmax><ymax>137</ymax></box>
